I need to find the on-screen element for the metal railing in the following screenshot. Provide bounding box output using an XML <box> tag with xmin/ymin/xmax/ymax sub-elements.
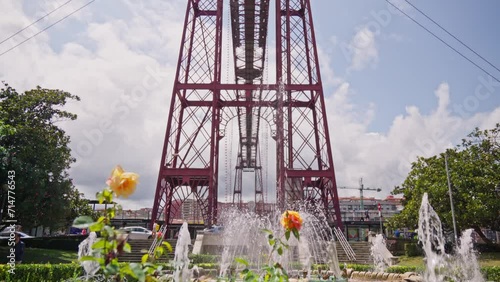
<box><xmin>148</xmin><ymin>224</ymin><xmax>169</xmax><ymax>259</ymax></box>
<box><xmin>333</xmin><ymin>227</ymin><xmax>356</xmax><ymax>261</ymax></box>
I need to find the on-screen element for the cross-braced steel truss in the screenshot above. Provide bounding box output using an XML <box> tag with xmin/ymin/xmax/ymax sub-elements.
<box><xmin>151</xmin><ymin>0</ymin><xmax>343</xmax><ymax>231</ymax></box>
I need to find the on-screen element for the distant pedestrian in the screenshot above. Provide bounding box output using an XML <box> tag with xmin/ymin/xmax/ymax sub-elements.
<box><xmin>15</xmin><ymin>233</ymin><xmax>25</xmax><ymax>264</ymax></box>
<box><xmin>394</xmin><ymin>229</ymin><xmax>400</xmax><ymax>238</ymax></box>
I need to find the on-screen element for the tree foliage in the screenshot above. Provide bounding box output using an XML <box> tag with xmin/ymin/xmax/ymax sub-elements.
<box><xmin>65</xmin><ymin>188</ymin><xmax>99</xmax><ymax>227</ymax></box>
<box><xmin>389</xmin><ymin>124</ymin><xmax>500</xmax><ymax>242</ymax></box>
<box><xmin>0</xmin><ymin>83</ymin><xmax>90</xmax><ymax>231</ymax></box>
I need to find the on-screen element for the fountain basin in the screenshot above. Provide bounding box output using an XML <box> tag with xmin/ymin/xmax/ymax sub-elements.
<box><xmin>305</xmin><ymin>277</ymin><xmax>348</xmax><ymax>282</ymax></box>
<box><xmin>347</xmin><ymin>270</ymin><xmax>421</xmax><ymax>281</ymax></box>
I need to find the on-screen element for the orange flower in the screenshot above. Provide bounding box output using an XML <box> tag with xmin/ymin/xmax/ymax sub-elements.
<box><xmin>106</xmin><ymin>165</ymin><xmax>139</xmax><ymax>198</ymax></box>
<box><xmin>281</xmin><ymin>210</ymin><xmax>303</xmax><ymax>231</ymax></box>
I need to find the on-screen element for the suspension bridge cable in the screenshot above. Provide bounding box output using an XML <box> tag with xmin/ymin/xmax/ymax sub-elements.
<box><xmin>403</xmin><ymin>0</ymin><xmax>500</xmax><ymax>74</ymax></box>
<box><xmin>385</xmin><ymin>0</ymin><xmax>500</xmax><ymax>83</ymax></box>
<box><xmin>0</xmin><ymin>0</ymin><xmax>74</xmax><ymax>46</ymax></box>
<box><xmin>0</xmin><ymin>0</ymin><xmax>96</xmax><ymax>58</ymax></box>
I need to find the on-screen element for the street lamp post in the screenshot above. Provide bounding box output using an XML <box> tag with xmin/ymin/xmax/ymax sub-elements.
<box><xmin>378</xmin><ymin>203</ymin><xmax>383</xmax><ymax>234</ymax></box>
<box><xmin>445</xmin><ymin>153</ymin><xmax>459</xmax><ymax>245</ymax></box>
<box><xmin>495</xmin><ymin>184</ymin><xmax>500</xmax><ymax>244</ymax></box>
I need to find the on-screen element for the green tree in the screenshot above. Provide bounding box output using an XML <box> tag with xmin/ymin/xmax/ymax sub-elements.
<box><xmin>65</xmin><ymin>188</ymin><xmax>99</xmax><ymax>227</ymax></box>
<box><xmin>389</xmin><ymin>124</ymin><xmax>500</xmax><ymax>243</ymax></box>
<box><xmin>0</xmin><ymin>83</ymin><xmax>82</xmax><ymax>232</ymax></box>
<box><xmin>0</xmin><ymin>120</ymin><xmax>15</xmax><ymax>170</ymax></box>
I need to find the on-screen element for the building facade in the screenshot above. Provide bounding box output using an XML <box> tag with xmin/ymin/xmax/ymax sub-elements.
<box><xmin>338</xmin><ymin>195</ymin><xmax>403</xmax><ymax>221</ymax></box>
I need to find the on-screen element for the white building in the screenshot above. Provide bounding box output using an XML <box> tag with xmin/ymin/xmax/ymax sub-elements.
<box><xmin>339</xmin><ymin>195</ymin><xmax>403</xmax><ymax>221</ymax></box>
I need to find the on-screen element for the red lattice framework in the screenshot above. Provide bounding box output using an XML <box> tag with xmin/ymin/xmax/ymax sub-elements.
<box><xmin>151</xmin><ymin>0</ymin><xmax>343</xmax><ymax>230</ymax></box>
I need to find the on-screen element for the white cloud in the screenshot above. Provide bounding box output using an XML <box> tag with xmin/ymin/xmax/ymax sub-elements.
<box><xmin>1</xmin><ymin>1</ymin><xmax>499</xmax><ymax>212</ymax></box>
<box><xmin>326</xmin><ymin>81</ymin><xmax>500</xmax><ymax>197</ymax></box>
<box><xmin>347</xmin><ymin>26</ymin><xmax>379</xmax><ymax>71</ymax></box>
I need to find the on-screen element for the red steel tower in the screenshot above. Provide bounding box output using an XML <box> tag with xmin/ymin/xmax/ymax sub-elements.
<box><xmin>151</xmin><ymin>0</ymin><xmax>343</xmax><ymax>230</ymax></box>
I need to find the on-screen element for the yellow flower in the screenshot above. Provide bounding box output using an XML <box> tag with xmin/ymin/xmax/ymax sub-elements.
<box><xmin>280</xmin><ymin>210</ymin><xmax>303</xmax><ymax>231</ymax></box>
<box><xmin>106</xmin><ymin>165</ymin><xmax>139</xmax><ymax>198</ymax></box>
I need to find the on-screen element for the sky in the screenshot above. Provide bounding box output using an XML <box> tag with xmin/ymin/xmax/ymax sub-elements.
<box><xmin>1</xmin><ymin>0</ymin><xmax>499</xmax><ymax>211</ymax></box>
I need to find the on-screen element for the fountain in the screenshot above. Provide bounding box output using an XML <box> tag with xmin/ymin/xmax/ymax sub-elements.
<box><xmin>326</xmin><ymin>241</ymin><xmax>342</xmax><ymax>279</ymax></box>
<box><xmin>340</xmin><ymin>193</ymin><xmax>487</xmax><ymax>282</ymax></box>
<box><xmin>370</xmin><ymin>234</ymin><xmax>389</xmax><ymax>273</ymax></box>
<box><xmin>418</xmin><ymin>193</ymin><xmax>485</xmax><ymax>282</ymax></box>
<box><xmin>77</xmin><ymin>232</ymin><xmax>100</xmax><ymax>279</ymax></box>
<box><xmin>217</xmin><ymin>208</ymin><xmax>269</xmax><ymax>278</ymax></box>
<box><xmin>195</xmin><ymin>206</ymin><xmax>345</xmax><ymax>281</ymax></box>
<box><xmin>172</xmin><ymin>222</ymin><xmax>192</xmax><ymax>282</ymax></box>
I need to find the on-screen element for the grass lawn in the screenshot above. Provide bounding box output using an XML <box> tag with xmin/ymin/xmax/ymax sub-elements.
<box><xmin>0</xmin><ymin>246</ymin><xmax>78</xmax><ymax>264</ymax></box>
<box><xmin>397</xmin><ymin>252</ymin><xmax>500</xmax><ymax>268</ymax></box>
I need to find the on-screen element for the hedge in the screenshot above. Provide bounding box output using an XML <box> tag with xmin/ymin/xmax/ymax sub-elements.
<box><xmin>188</xmin><ymin>253</ymin><xmax>219</xmax><ymax>264</ymax></box>
<box><xmin>404</xmin><ymin>242</ymin><xmax>423</xmax><ymax>257</ymax></box>
<box><xmin>385</xmin><ymin>238</ymin><xmax>415</xmax><ymax>256</ymax></box>
<box><xmin>483</xmin><ymin>266</ymin><xmax>500</xmax><ymax>282</ymax></box>
<box><xmin>386</xmin><ymin>265</ymin><xmax>422</xmax><ymax>273</ymax></box>
<box><xmin>0</xmin><ymin>235</ymin><xmax>88</xmax><ymax>251</ymax></box>
<box><xmin>1</xmin><ymin>263</ymin><xmax>499</xmax><ymax>281</ymax></box>
<box><xmin>0</xmin><ymin>263</ymin><xmax>84</xmax><ymax>282</ymax></box>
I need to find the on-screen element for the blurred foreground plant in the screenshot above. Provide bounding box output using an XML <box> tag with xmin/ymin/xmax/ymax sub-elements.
<box><xmin>236</xmin><ymin>210</ymin><xmax>303</xmax><ymax>281</ymax></box>
<box><xmin>72</xmin><ymin>165</ymin><xmax>171</xmax><ymax>282</ymax></box>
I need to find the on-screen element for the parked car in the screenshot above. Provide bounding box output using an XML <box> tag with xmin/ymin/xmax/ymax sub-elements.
<box><xmin>0</xmin><ymin>231</ymin><xmax>34</xmax><ymax>239</ymax></box>
<box><xmin>122</xmin><ymin>226</ymin><xmax>153</xmax><ymax>240</ymax></box>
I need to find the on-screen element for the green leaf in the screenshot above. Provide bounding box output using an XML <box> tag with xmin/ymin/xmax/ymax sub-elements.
<box><xmin>107</xmin><ymin>207</ymin><xmax>116</xmax><ymax>218</ymax></box>
<box><xmin>91</xmin><ymin>238</ymin><xmax>107</xmax><ymax>249</ymax></box>
<box><xmin>154</xmin><ymin>246</ymin><xmax>164</xmax><ymax>258</ymax></box>
<box><xmin>245</xmin><ymin>274</ymin><xmax>257</xmax><ymax>282</ymax></box>
<box><xmin>262</xmin><ymin>228</ymin><xmax>273</xmax><ymax>234</ymax></box>
<box><xmin>141</xmin><ymin>254</ymin><xmax>149</xmax><ymax>263</ymax></box>
<box><xmin>96</xmin><ymin>191</ymin><xmax>104</xmax><ymax>203</ymax></box>
<box><xmin>89</xmin><ymin>221</ymin><xmax>104</xmax><ymax>232</ymax></box>
<box><xmin>119</xmin><ymin>264</ymin><xmax>134</xmax><ymax>277</ymax></box>
<box><xmin>277</xmin><ymin>246</ymin><xmax>283</xmax><ymax>255</ymax></box>
<box><xmin>285</xmin><ymin>230</ymin><xmax>290</xmax><ymax>240</ymax></box>
<box><xmin>162</xmin><ymin>241</ymin><xmax>173</xmax><ymax>252</ymax></box>
<box><xmin>103</xmin><ymin>188</ymin><xmax>112</xmax><ymax>200</ymax></box>
<box><xmin>123</xmin><ymin>242</ymin><xmax>131</xmax><ymax>253</ymax></box>
<box><xmin>103</xmin><ymin>225</ymin><xmax>114</xmax><ymax>237</ymax></box>
<box><xmin>72</xmin><ymin>216</ymin><xmax>94</xmax><ymax>228</ymax></box>
<box><xmin>292</xmin><ymin>229</ymin><xmax>300</xmax><ymax>241</ymax></box>
<box><xmin>235</xmin><ymin>257</ymin><xmax>249</xmax><ymax>266</ymax></box>
<box><xmin>130</xmin><ymin>263</ymin><xmax>146</xmax><ymax>282</ymax></box>
<box><xmin>269</xmin><ymin>238</ymin><xmax>275</xmax><ymax>246</ymax></box>
<box><xmin>104</xmin><ymin>261</ymin><xmax>120</xmax><ymax>275</ymax></box>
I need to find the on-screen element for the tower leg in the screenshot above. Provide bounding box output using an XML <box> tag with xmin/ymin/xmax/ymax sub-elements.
<box><xmin>151</xmin><ymin>0</ymin><xmax>224</xmax><ymax>230</ymax></box>
<box><xmin>275</xmin><ymin>0</ymin><xmax>343</xmax><ymax>228</ymax></box>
